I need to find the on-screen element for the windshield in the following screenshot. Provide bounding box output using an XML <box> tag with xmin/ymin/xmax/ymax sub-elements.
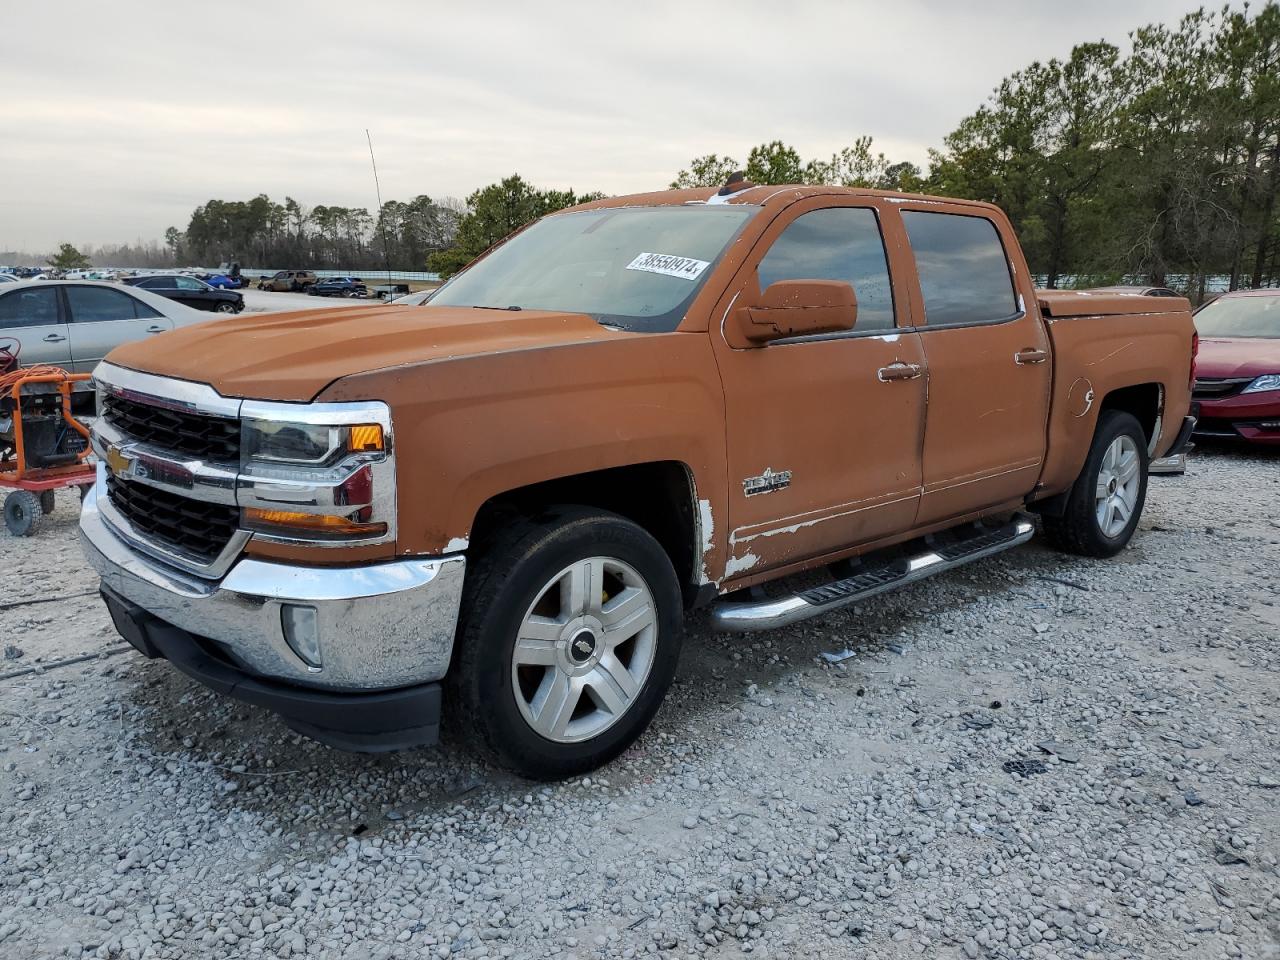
<box><xmin>1195</xmin><ymin>294</ymin><xmax>1280</xmax><ymax>338</ymax></box>
<box><xmin>429</xmin><ymin>205</ymin><xmax>757</xmax><ymax>331</ymax></box>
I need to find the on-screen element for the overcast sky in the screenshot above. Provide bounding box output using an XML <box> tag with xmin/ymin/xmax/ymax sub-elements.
<box><xmin>0</xmin><ymin>0</ymin><xmax>1202</xmax><ymax>252</ymax></box>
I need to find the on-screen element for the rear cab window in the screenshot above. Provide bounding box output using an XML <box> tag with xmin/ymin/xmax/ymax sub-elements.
<box><xmin>902</xmin><ymin>211</ymin><xmax>1019</xmax><ymax>326</ymax></box>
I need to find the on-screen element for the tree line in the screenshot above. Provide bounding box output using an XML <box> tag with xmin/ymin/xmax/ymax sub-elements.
<box><xmin>31</xmin><ymin>4</ymin><xmax>1278</xmax><ymax>294</ymax></box>
<box><xmin>169</xmin><ymin>194</ymin><xmax>465</xmax><ymax>271</ymax></box>
<box><xmin>670</xmin><ymin>5</ymin><xmax>1279</xmax><ymax>294</ymax></box>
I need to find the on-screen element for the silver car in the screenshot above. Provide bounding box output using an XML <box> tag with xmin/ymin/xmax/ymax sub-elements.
<box><xmin>0</xmin><ymin>280</ymin><xmax>208</xmax><ymax>373</ymax></box>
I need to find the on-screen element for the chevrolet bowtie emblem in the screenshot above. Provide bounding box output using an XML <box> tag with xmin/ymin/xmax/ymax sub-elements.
<box><xmin>105</xmin><ymin>444</ymin><xmax>134</xmax><ymax>477</ymax></box>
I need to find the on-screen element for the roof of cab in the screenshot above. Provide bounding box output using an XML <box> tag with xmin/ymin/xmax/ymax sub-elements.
<box><xmin>570</xmin><ymin>184</ymin><xmax>1001</xmax><ymax>213</ymax></box>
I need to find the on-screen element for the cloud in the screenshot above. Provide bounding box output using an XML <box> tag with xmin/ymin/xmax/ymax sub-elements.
<box><xmin>0</xmin><ymin>0</ymin><xmax>1199</xmax><ymax>250</ymax></box>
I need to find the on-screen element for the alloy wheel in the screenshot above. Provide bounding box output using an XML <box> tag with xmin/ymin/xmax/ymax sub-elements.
<box><xmin>510</xmin><ymin>557</ymin><xmax>658</xmax><ymax>743</ymax></box>
<box><xmin>1095</xmin><ymin>434</ymin><xmax>1141</xmax><ymax>537</ymax></box>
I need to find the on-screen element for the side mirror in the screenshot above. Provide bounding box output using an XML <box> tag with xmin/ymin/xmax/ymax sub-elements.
<box><xmin>729</xmin><ymin>279</ymin><xmax>858</xmax><ymax>347</ymax></box>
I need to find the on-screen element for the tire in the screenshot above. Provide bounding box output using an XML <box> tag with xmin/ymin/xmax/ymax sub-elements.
<box><xmin>450</xmin><ymin>506</ymin><xmax>683</xmax><ymax>780</ymax></box>
<box><xmin>215</xmin><ymin>302</ymin><xmax>236</xmax><ymax>314</ymax></box>
<box><xmin>4</xmin><ymin>490</ymin><xmax>42</xmax><ymax>536</ymax></box>
<box><xmin>1043</xmin><ymin>410</ymin><xmax>1149</xmax><ymax>558</ymax></box>
<box><xmin>39</xmin><ymin>490</ymin><xmax>55</xmax><ymax>514</ymax></box>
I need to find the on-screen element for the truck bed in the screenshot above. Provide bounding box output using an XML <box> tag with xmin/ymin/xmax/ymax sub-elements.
<box><xmin>1037</xmin><ymin>290</ymin><xmax>1196</xmax><ymax>495</ymax></box>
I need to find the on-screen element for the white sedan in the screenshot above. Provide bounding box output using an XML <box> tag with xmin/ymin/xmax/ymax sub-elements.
<box><xmin>0</xmin><ymin>279</ymin><xmax>209</xmax><ymax>373</ymax></box>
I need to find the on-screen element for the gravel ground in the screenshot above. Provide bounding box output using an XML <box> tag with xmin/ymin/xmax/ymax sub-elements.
<box><xmin>2</xmin><ymin>443</ymin><xmax>1278</xmax><ymax>960</ymax></box>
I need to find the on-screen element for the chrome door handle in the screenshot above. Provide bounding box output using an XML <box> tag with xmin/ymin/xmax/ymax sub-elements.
<box><xmin>878</xmin><ymin>362</ymin><xmax>923</xmax><ymax>382</ymax></box>
<box><xmin>1015</xmin><ymin>348</ymin><xmax>1048</xmax><ymax>364</ymax></box>
<box><xmin>43</xmin><ymin>334</ymin><xmax>66</xmax><ymax>342</ymax></box>
<box><xmin>146</xmin><ymin>325</ymin><xmax>165</xmax><ymax>333</ymax></box>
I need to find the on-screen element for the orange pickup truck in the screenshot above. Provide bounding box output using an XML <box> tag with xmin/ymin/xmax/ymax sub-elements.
<box><xmin>80</xmin><ymin>182</ymin><xmax>1197</xmax><ymax>778</ymax></box>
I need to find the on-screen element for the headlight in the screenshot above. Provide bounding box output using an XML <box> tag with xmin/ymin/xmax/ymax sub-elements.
<box><xmin>243</xmin><ymin>420</ymin><xmax>383</xmax><ymax>465</ymax></box>
<box><xmin>1242</xmin><ymin>374</ymin><xmax>1280</xmax><ymax>395</ymax></box>
<box><xmin>238</xmin><ymin>402</ymin><xmax>394</xmax><ymax>546</ymax></box>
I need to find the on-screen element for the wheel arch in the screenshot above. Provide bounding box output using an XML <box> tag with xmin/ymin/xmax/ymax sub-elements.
<box><xmin>469</xmin><ymin>460</ymin><xmax>709</xmax><ymax>608</ymax></box>
<box><xmin>1098</xmin><ymin>381</ymin><xmax>1162</xmax><ymax>451</ymax></box>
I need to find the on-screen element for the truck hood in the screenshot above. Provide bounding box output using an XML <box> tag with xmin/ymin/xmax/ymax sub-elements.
<box><xmin>1195</xmin><ymin>337</ymin><xmax>1280</xmax><ymax>379</ymax></box>
<box><xmin>105</xmin><ymin>305</ymin><xmax>623</xmax><ymax>401</ymax></box>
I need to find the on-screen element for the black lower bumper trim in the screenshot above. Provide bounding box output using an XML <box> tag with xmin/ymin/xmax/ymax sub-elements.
<box><xmin>101</xmin><ymin>587</ymin><xmax>441</xmax><ymax>753</ymax></box>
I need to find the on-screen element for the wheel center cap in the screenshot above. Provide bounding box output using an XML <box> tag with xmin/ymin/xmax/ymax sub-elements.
<box><xmin>568</xmin><ymin>629</ymin><xmax>598</xmax><ymax>664</ymax></box>
<box><xmin>1108</xmin><ymin>477</ymin><xmax>1118</xmax><ymax>495</ymax></box>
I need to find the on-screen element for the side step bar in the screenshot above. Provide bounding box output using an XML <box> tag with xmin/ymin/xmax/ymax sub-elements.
<box><xmin>710</xmin><ymin>516</ymin><xmax>1036</xmax><ymax>633</ymax></box>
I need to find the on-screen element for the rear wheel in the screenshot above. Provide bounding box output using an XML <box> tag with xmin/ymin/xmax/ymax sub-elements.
<box><xmin>1043</xmin><ymin>410</ymin><xmax>1149</xmax><ymax>557</ymax></box>
<box><xmin>450</xmin><ymin>506</ymin><xmax>683</xmax><ymax>779</ymax></box>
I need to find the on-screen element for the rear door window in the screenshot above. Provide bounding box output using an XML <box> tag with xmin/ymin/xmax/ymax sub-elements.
<box><xmin>757</xmin><ymin>207</ymin><xmax>895</xmax><ymax>332</ymax></box>
<box><xmin>902</xmin><ymin>211</ymin><xmax>1018</xmax><ymax>326</ymax></box>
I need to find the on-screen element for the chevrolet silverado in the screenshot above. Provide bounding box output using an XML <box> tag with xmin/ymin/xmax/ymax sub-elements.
<box><xmin>80</xmin><ymin>182</ymin><xmax>1197</xmax><ymax>779</ymax></box>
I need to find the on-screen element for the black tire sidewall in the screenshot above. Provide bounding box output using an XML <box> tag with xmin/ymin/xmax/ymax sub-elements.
<box><xmin>4</xmin><ymin>491</ymin><xmax>39</xmax><ymax>536</ymax></box>
<box><xmin>456</xmin><ymin>509</ymin><xmax>683</xmax><ymax>780</ymax></box>
<box><xmin>1074</xmin><ymin>411</ymin><xmax>1149</xmax><ymax>555</ymax></box>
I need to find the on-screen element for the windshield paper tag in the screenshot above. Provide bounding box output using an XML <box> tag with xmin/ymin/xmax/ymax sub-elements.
<box><xmin>625</xmin><ymin>252</ymin><xmax>710</xmax><ymax>281</ymax></box>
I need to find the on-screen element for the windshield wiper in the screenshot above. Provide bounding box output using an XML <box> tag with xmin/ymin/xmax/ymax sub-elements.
<box><xmin>473</xmin><ymin>304</ymin><xmax>523</xmax><ymax>311</ymax></box>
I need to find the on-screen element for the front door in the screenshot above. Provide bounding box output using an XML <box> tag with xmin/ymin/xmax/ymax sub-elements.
<box><xmin>0</xmin><ymin>286</ymin><xmax>72</xmax><ymax>367</ymax></box>
<box><xmin>712</xmin><ymin>198</ymin><xmax>927</xmax><ymax>580</ymax></box>
<box><xmin>896</xmin><ymin>204</ymin><xmax>1051</xmax><ymax>525</ymax></box>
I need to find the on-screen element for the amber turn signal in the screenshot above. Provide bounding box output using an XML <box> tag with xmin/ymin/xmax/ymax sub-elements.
<box><xmin>349</xmin><ymin>424</ymin><xmax>383</xmax><ymax>452</ymax></box>
<box><xmin>244</xmin><ymin>508</ymin><xmax>387</xmax><ymax>538</ymax></box>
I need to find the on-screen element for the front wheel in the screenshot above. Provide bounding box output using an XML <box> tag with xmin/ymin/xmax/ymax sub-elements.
<box><xmin>1043</xmin><ymin>410</ymin><xmax>1149</xmax><ymax>558</ymax></box>
<box><xmin>215</xmin><ymin>302</ymin><xmax>236</xmax><ymax>314</ymax></box>
<box><xmin>450</xmin><ymin>506</ymin><xmax>683</xmax><ymax>779</ymax></box>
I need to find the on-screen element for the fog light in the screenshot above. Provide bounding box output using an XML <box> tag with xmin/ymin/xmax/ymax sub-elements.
<box><xmin>281</xmin><ymin>604</ymin><xmax>322</xmax><ymax>670</ymax></box>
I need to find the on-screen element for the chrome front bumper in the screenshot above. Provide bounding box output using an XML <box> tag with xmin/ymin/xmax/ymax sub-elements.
<box><xmin>80</xmin><ymin>480</ymin><xmax>466</xmax><ymax>692</ymax></box>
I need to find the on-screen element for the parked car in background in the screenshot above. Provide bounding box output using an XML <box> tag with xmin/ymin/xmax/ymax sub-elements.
<box><xmin>1087</xmin><ymin>284</ymin><xmax>1181</xmax><ymax>298</ymax></box>
<box><xmin>1192</xmin><ymin>289</ymin><xmax>1280</xmax><ymax>446</ymax></box>
<box><xmin>370</xmin><ymin>283</ymin><xmax>411</xmax><ymax>300</ymax></box>
<box><xmin>0</xmin><ymin>274</ymin><xmax>18</xmax><ymax>284</ymax></box>
<box><xmin>385</xmin><ymin>288</ymin><xmax>436</xmax><ymax>305</ymax></box>
<box><xmin>122</xmin><ymin>274</ymin><xmax>244</xmax><ymax>314</ymax></box>
<box><xmin>257</xmin><ymin>270</ymin><xmax>317</xmax><ymax>292</ymax></box>
<box><xmin>0</xmin><ymin>280</ymin><xmax>205</xmax><ymax>373</ymax></box>
<box><xmin>308</xmin><ymin>276</ymin><xmax>367</xmax><ymax>298</ymax></box>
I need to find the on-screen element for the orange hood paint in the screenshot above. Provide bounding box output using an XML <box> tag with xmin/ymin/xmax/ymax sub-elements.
<box><xmin>106</xmin><ymin>305</ymin><xmax>622</xmax><ymax>401</ymax></box>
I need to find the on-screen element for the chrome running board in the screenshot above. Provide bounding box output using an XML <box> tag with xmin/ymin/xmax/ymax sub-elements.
<box><xmin>710</xmin><ymin>516</ymin><xmax>1036</xmax><ymax>633</ymax></box>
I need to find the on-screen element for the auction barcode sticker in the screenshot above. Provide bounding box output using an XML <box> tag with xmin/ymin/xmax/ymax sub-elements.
<box><xmin>625</xmin><ymin>252</ymin><xmax>711</xmax><ymax>281</ymax></box>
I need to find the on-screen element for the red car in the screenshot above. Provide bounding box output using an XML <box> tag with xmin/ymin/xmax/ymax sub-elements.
<box><xmin>1192</xmin><ymin>289</ymin><xmax>1280</xmax><ymax>446</ymax></box>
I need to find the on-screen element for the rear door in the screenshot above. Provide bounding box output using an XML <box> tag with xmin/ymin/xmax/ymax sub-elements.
<box><xmin>897</xmin><ymin>204</ymin><xmax>1051</xmax><ymax>525</ymax></box>
<box><xmin>712</xmin><ymin>197</ymin><xmax>927</xmax><ymax>578</ymax></box>
<box><xmin>0</xmin><ymin>286</ymin><xmax>72</xmax><ymax>367</ymax></box>
<box><xmin>64</xmin><ymin>285</ymin><xmax>171</xmax><ymax>373</ymax></box>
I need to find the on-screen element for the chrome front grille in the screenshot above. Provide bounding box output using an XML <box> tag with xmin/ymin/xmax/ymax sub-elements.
<box><xmin>102</xmin><ymin>392</ymin><xmax>240</xmax><ymax>462</ymax></box>
<box><xmin>106</xmin><ymin>473</ymin><xmax>238</xmax><ymax>565</ymax></box>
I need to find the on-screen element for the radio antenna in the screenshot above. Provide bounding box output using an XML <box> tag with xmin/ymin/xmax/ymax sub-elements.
<box><xmin>366</xmin><ymin>129</ymin><xmax>394</xmax><ymax>286</ymax></box>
